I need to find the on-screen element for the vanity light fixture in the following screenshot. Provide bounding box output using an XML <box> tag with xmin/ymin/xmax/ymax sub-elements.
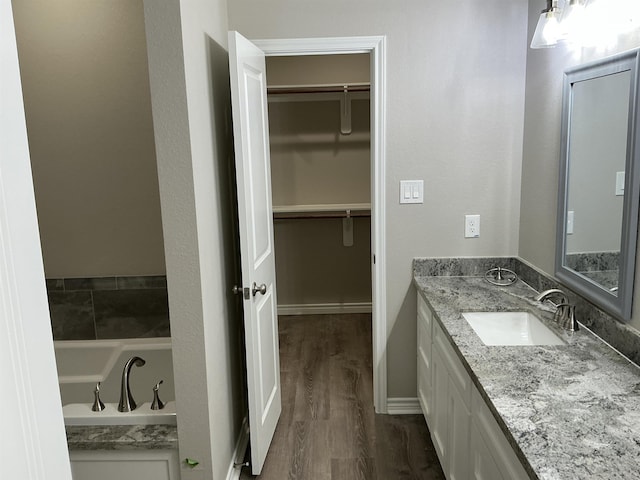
<box><xmin>560</xmin><ymin>0</ymin><xmax>587</xmax><ymax>35</ymax></box>
<box><xmin>531</xmin><ymin>0</ymin><xmax>563</xmax><ymax>48</ymax></box>
<box><xmin>532</xmin><ymin>0</ymin><xmax>640</xmax><ymax>49</ymax></box>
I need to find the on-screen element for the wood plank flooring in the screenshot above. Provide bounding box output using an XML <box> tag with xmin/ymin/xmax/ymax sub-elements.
<box><xmin>240</xmin><ymin>313</ymin><xmax>445</xmax><ymax>480</ymax></box>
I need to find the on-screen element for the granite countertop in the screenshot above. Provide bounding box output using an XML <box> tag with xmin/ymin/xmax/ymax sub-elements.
<box><xmin>66</xmin><ymin>424</ymin><xmax>178</xmax><ymax>451</ymax></box>
<box><xmin>413</xmin><ymin>275</ymin><xmax>640</xmax><ymax>480</ymax></box>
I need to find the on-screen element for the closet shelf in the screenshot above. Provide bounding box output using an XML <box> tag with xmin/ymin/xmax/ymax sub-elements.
<box><xmin>273</xmin><ymin>203</ymin><xmax>371</xmax><ymax>219</ymax></box>
<box><xmin>267</xmin><ymin>82</ymin><xmax>370</xmax><ymax>95</ymax></box>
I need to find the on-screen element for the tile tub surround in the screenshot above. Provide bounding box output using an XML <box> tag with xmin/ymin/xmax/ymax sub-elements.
<box><xmin>413</xmin><ymin>274</ymin><xmax>640</xmax><ymax>480</ymax></box>
<box><xmin>66</xmin><ymin>424</ymin><xmax>178</xmax><ymax>451</ymax></box>
<box><xmin>47</xmin><ymin>276</ymin><xmax>170</xmax><ymax>341</ymax></box>
<box><xmin>413</xmin><ymin>257</ymin><xmax>640</xmax><ymax>366</ymax></box>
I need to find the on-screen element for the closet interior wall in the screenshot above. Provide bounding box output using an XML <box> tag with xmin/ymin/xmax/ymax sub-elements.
<box><xmin>266</xmin><ymin>54</ymin><xmax>372</xmax><ymax>314</ymax></box>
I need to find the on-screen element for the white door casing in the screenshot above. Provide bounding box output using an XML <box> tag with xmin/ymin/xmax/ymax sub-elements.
<box><xmin>253</xmin><ymin>35</ymin><xmax>387</xmax><ymax>414</ymax></box>
<box><xmin>228</xmin><ymin>31</ymin><xmax>282</xmax><ymax>475</ymax></box>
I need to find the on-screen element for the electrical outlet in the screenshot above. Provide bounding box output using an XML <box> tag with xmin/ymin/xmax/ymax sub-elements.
<box><xmin>616</xmin><ymin>171</ymin><xmax>625</xmax><ymax>196</ymax></box>
<box><xmin>465</xmin><ymin>214</ymin><xmax>480</xmax><ymax>238</ymax></box>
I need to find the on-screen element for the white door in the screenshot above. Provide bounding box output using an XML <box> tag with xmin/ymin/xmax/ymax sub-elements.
<box><xmin>228</xmin><ymin>31</ymin><xmax>281</xmax><ymax>475</ymax></box>
<box><xmin>1</xmin><ymin>0</ymin><xmax>73</xmax><ymax>477</ymax></box>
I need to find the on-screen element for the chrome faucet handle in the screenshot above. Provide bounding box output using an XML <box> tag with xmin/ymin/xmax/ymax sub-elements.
<box><xmin>92</xmin><ymin>382</ymin><xmax>105</xmax><ymax>412</ymax></box>
<box><xmin>151</xmin><ymin>380</ymin><xmax>165</xmax><ymax>410</ymax></box>
<box><xmin>555</xmin><ymin>303</ymin><xmax>579</xmax><ymax>332</ymax></box>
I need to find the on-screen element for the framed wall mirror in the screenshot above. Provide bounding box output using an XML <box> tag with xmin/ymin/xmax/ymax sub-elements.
<box><xmin>556</xmin><ymin>49</ymin><xmax>640</xmax><ymax>321</ymax></box>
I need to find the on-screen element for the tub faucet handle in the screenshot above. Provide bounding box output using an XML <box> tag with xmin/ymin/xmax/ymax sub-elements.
<box><xmin>151</xmin><ymin>380</ymin><xmax>165</xmax><ymax>410</ymax></box>
<box><xmin>92</xmin><ymin>382</ymin><xmax>105</xmax><ymax>412</ymax></box>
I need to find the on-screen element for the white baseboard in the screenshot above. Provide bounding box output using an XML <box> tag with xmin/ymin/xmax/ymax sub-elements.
<box><xmin>226</xmin><ymin>417</ymin><xmax>250</xmax><ymax>480</ymax></box>
<box><xmin>386</xmin><ymin>397</ymin><xmax>422</xmax><ymax>414</ymax></box>
<box><xmin>277</xmin><ymin>302</ymin><xmax>372</xmax><ymax>316</ymax></box>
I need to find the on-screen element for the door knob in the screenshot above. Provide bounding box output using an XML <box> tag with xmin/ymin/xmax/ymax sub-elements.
<box><xmin>252</xmin><ymin>282</ymin><xmax>267</xmax><ymax>296</ymax></box>
<box><xmin>232</xmin><ymin>285</ymin><xmax>250</xmax><ymax>299</ymax></box>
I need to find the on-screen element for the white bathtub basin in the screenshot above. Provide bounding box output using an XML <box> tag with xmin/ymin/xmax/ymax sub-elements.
<box><xmin>54</xmin><ymin>338</ymin><xmax>175</xmax><ymax>405</ymax></box>
<box><xmin>63</xmin><ymin>401</ymin><xmax>177</xmax><ymax>426</ymax></box>
<box><xmin>55</xmin><ymin>340</ymin><xmax>122</xmax><ymax>384</ymax></box>
<box><xmin>462</xmin><ymin>311</ymin><xmax>565</xmax><ymax>346</ymax></box>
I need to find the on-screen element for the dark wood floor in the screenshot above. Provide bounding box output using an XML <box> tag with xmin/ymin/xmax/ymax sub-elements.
<box><xmin>240</xmin><ymin>313</ymin><xmax>445</xmax><ymax>480</ymax></box>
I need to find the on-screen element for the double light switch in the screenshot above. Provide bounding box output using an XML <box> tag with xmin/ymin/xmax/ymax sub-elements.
<box><xmin>400</xmin><ymin>180</ymin><xmax>424</xmax><ymax>204</ymax></box>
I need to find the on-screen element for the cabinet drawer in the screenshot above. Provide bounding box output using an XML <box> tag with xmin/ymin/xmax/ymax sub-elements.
<box><xmin>417</xmin><ymin>311</ymin><xmax>432</xmax><ymax>368</ymax></box>
<box><xmin>472</xmin><ymin>387</ymin><xmax>529</xmax><ymax>480</ymax></box>
<box><xmin>417</xmin><ymin>294</ymin><xmax>433</xmax><ymax>336</ymax></box>
<box><xmin>433</xmin><ymin>322</ymin><xmax>471</xmax><ymax>409</ymax></box>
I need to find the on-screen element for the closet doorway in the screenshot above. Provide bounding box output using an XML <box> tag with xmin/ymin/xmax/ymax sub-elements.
<box><xmin>266</xmin><ymin>54</ymin><xmax>372</xmax><ymax>317</ymax></box>
<box><xmin>253</xmin><ymin>36</ymin><xmax>387</xmax><ymax>413</ymax></box>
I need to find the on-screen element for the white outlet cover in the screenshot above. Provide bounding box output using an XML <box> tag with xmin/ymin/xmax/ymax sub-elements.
<box><xmin>616</xmin><ymin>171</ymin><xmax>625</xmax><ymax>196</ymax></box>
<box><xmin>465</xmin><ymin>214</ymin><xmax>480</xmax><ymax>238</ymax></box>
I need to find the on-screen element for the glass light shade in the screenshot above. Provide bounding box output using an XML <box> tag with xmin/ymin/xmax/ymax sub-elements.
<box><xmin>531</xmin><ymin>10</ymin><xmax>562</xmax><ymax>48</ymax></box>
<box><xmin>560</xmin><ymin>0</ymin><xmax>587</xmax><ymax>35</ymax></box>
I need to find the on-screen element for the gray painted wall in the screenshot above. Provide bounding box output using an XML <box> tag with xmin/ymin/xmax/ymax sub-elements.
<box><xmin>519</xmin><ymin>0</ymin><xmax>640</xmax><ymax>331</ymax></box>
<box><xmin>12</xmin><ymin>0</ymin><xmax>165</xmax><ymax>278</ymax></box>
<box><xmin>229</xmin><ymin>0</ymin><xmax>529</xmax><ymax>398</ymax></box>
<box><xmin>144</xmin><ymin>0</ymin><xmax>245</xmax><ymax>479</ymax></box>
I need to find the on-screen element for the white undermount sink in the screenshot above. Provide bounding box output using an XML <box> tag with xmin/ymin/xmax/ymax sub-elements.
<box><xmin>462</xmin><ymin>311</ymin><xmax>565</xmax><ymax>346</ymax></box>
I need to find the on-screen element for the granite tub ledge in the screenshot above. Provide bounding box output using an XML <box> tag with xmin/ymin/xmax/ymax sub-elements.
<box><xmin>66</xmin><ymin>424</ymin><xmax>178</xmax><ymax>451</ymax></box>
<box><xmin>413</xmin><ymin>274</ymin><xmax>640</xmax><ymax>480</ymax></box>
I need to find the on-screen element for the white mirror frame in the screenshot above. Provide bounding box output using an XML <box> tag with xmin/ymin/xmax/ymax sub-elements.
<box><xmin>556</xmin><ymin>49</ymin><xmax>640</xmax><ymax>321</ymax></box>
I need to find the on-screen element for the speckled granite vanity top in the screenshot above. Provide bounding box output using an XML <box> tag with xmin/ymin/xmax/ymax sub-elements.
<box><xmin>66</xmin><ymin>424</ymin><xmax>178</xmax><ymax>451</ymax></box>
<box><xmin>414</xmin><ymin>275</ymin><xmax>640</xmax><ymax>480</ymax></box>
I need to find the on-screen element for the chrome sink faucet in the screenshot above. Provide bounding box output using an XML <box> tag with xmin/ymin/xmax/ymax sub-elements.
<box><xmin>118</xmin><ymin>356</ymin><xmax>146</xmax><ymax>412</ymax></box>
<box><xmin>535</xmin><ymin>289</ymin><xmax>579</xmax><ymax>332</ymax></box>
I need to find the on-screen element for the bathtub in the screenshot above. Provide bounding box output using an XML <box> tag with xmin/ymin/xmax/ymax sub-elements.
<box><xmin>54</xmin><ymin>338</ymin><xmax>176</xmax><ymax>425</ymax></box>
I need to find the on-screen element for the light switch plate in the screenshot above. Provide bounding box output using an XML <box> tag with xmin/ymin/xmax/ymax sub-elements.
<box><xmin>399</xmin><ymin>180</ymin><xmax>424</xmax><ymax>204</ymax></box>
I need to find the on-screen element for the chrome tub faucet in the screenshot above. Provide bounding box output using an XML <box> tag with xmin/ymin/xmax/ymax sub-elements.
<box><xmin>118</xmin><ymin>356</ymin><xmax>146</xmax><ymax>412</ymax></box>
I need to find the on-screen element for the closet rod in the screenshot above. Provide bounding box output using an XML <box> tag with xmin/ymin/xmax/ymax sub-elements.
<box><xmin>267</xmin><ymin>83</ymin><xmax>370</xmax><ymax>95</ymax></box>
<box><xmin>273</xmin><ymin>210</ymin><xmax>371</xmax><ymax>220</ymax></box>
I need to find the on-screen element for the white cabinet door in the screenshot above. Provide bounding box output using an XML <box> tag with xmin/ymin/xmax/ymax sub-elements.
<box><xmin>430</xmin><ymin>345</ymin><xmax>449</xmax><ymax>468</ymax></box>
<box><xmin>470</xmin><ymin>421</ymin><xmax>503</xmax><ymax>480</ymax></box>
<box><xmin>471</xmin><ymin>388</ymin><xmax>529</xmax><ymax>480</ymax></box>
<box><xmin>448</xmin><ymin>379</ymin><xmax>470</xmax><ymax>480</ymax></box>
<box><xmin>70</xmin><ymin>450</ymin><xmax>180</xmax><ymax>480</ymax></box>
<box><xmin>417</xmin><ymin>296</ymin><xmax>433</xmax><ymax>421</ymax></box>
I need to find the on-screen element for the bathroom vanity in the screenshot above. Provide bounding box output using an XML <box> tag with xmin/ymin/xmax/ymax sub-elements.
<box><xmin>414</xmin><ymin>264</ymin><xmax>640</xmax><ymax>480</ymax></box>
<box><xmin>66</xmin><ymin>424</ymin><xmax>179</xmax><ymax>480</ymax></box>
